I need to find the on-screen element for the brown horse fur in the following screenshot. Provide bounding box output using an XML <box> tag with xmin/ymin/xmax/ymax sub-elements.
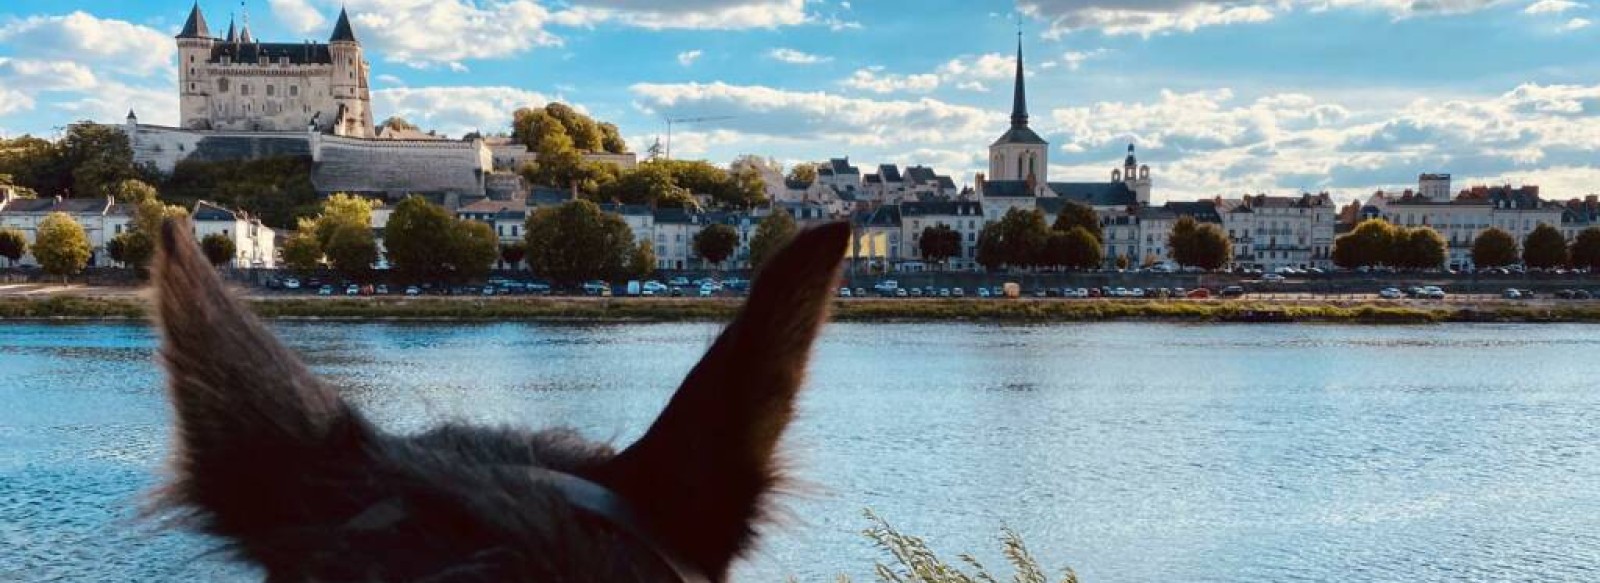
<box><xmin>147</xmin><ymin>217</ymin><xmax>850</xmax><ymax>582</ymax></box>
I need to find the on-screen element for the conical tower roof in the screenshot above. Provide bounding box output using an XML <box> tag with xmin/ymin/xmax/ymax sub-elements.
<box><xmin>178</xmin><ymin>2</ymin><xmax>210</xmax><ymax>39</ymax></box>
<box><xmin>330</xmin><ymin>7</ymin><xmax>358</xmax><ymax>42</ymax></box>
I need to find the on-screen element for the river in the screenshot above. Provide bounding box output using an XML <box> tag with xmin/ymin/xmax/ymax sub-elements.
<box><xmin>2</xmin><ymin>321</ymin><xmax>1599</xmax><ymax>581</ymax></box>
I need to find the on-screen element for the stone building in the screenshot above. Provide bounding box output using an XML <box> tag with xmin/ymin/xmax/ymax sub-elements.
<box><xmin>176</xmin><ymin>3</ymin><xmax>373</xmax><ymax>137</ymax></box>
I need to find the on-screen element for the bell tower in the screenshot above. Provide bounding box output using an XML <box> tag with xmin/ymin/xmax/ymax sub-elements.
<box><xmin>328</xmin><ymin>7</ymin><xmax>373</xmax><ymax>137</ymax></box>
<box><xmin>987</xmin><ymin>31</ymin><xmax>1048</xmax><ymax>194</ymax></box>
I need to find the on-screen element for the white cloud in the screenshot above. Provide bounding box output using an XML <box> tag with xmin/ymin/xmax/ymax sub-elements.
<box><xmin>768</xmin><ymin>48</ymin><xmax>832</xmax><ymax>64</ymax></box>
<box><xmin>840</xmin><ymin>68</ymin><xmax>940</xmax><ymax>93</ymax></box>
<box><xmin>376</xmin><ymin>74</ymin><xmax>406</xmax><ymax>86</ymax></box>
<box><xmin>1019</xmin><ymin>0</ymin><xmax>1504</xmax><ymax>37</ymax></box>
<box><xmin>371</xmin><ymin>86</ymin><xmax>560</xmax><ymax>137</ymax></box>
<box><xmin>937</xmin><ymin>53</ymin><xmax>1016</xmax><ymax>81</ymax></box>
<box><xmin>553</xmin><ymin>0</ymin><xmax>808</xmax><ymax>30</ymax></box>
<box><xmin>1560</xmin><ymin>16</ymin><xmax>1592</xmax><ymax>29</ymax></box>
<box><xmin>0</xmin><ymin>11</ymin><xmax>173</xmax><ymax>75</ymax></box>
<box><xmin>0</xmin><ymin>58</ymin><xmax>98</xmax><ymax>92</ymax></box>
<box><xmin>269</xmin><ymin>0</ymin><xmax>327</xmax><ymax>35</ymax></box>
<box><xmin>0</xmin><ymin>89</ymin><xmax>34</xmax><ymax>117</ymax></box>
<box><xmin>341</xmin><ymin>0</ymin><xmax>562</xmax><ymax>68</ymax></box>
<box><xmin>1061</xmin><ymin>48</ymin><xmax>1111</xmax><ymax>71</ymax></box>
<box><xmin>57</xmin><ymin>81</ymin><xmax>177</xmax><ymax>127</ymax></box>
<box><xmin>629</xmin><ymin>81</ymin><xmax>1002</xmax><ymax>148</ymax></box>
<box><xmin>677</xmin><ymin>49</ymin><xmax>704</xmax><ymax>66</ymax></box>
<box><xmin>1525</xmin><ymin>0</ymin><xmax>1586</xmax><ymax>14</ymax></box>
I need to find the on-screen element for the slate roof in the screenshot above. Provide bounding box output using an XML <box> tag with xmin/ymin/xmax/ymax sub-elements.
<box><xmin>991</xmin><ymin>125</ymin><xmax>1048</xmax><ymax>146</ymax></box>
<box><xmin>330</xmin><ymin>8</ymin><xmax>358</xmax><ymax>43</ymax></box>
<box><xmin>900</xmin><ymin>200</ymin><xmax>982</xmax><ymax>218</ymax></box>
<box><xmin>826</xmin><ymin>158</ymin><xmax>859</xmax><ymax>175</ymax></box>
<box><xmin>178</xmin><ymin>2</ymin><xmax>210</xmax><ymax>38</ymax></box>
<box><xmin>211</xmin><ymin>42</ymin><xmax>334</xmax><ymax>65</ymax></box>
<box><xmin>653</xmin><ymin>207</ymin><xmax>698</xmax><ymax>224</ymax></box>
<box><xmin>191</xmin><ymin>200</ymin><xmax>240</xmax><ymax>221</ymax></box>
<box><xmin>528</xmin><ymin>186</ymin><xmax>571</xmax><ymax>207</ymax></box>
<box><xmin>1164</xmin><ymin>200</ymin><xmax>1223</xmax><ymax>223</ymax></box>
<box><xmin>982</xmin><ymin>179</ymin><xmax>1033</xmax><ymax>198</ymax></box>
<box><xmin>0</xmin><ymin>197</ymin><xmax>112</xmax><ymax>215</ymax></box>
<box><xmin>856</xmin><ymin>205</ymin><xmax>902</xmax><ymax>227</ymax></box>
<box><xmin>458</xmin><ymin>198</ymin><xmax>529</xmax><ymax>219</ymax></box>
<box><xmin>878</xmin><ymin>164</ymin><xmax>903</xmax><ymax>183</ymax></box>
<box><xmin>1047</xmin><ymin>182</ymin><xmax>1137</xmax><ymax>207</ymax></box>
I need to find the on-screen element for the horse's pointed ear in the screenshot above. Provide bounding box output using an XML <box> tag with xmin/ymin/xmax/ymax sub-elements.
<box><xmin>599</xmin><ymin>221</ymin><xmax>850</xmax><ymax>576</ymax></box>
<box><xmin>150</xmin><ymin>218</ymin><xmax>369</xmax><ymax>539</ymax></box>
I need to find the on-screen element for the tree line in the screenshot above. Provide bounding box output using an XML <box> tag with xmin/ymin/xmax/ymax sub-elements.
<box><xmin>1334</xmin><ymin>218</ymin><xmax>1600</xmax><ymax>270</ymax></box>
<box><xmin>961</xmin><ymin>201</ymin><xmax>1231</xmax><ymax>272</ymax></box>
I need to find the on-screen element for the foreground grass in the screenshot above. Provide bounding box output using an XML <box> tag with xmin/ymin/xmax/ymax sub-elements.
<box><xmin>6</xmin><ymin>295</ymin><xmax>1600</xmax><ymax>323</ymax></box>
<box><xmin>842</xmin><ymin>509</ymin><xmax>1078</xmax><ymax>583</ymax></box>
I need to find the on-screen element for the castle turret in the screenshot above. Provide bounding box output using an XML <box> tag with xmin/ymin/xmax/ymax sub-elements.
<box><xmin>1120</xmin><ymin>143</ymin><xmax>1152</xmax><ymax>205</ymax></box>
<box><xmin>176</xmin><ymin>2</ymin><xmax>216</xmax><ymax>130</ymax></box>
<box><xmin>328</xmin><ymin>8</ymin><xmax>373</xmax><ymax>138</ymax></box>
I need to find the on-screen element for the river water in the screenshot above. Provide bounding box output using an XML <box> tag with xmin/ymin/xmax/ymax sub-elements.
<box><xmin>2</xmin><ymin>321</ymin><xmax>1599</xmax><ymax>582</ymax></box>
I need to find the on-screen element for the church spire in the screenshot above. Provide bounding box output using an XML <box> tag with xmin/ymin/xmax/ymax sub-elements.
<box><xmin>1011</xmin><ymin>32</ymin><xmax>1029</xmax><ymax>128</ymax></box>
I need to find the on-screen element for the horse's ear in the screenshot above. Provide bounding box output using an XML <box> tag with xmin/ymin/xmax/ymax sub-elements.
<box><xmin>599</xmin><ymin>221</ymin><xmax>850</xmax><ymax>576</ymax></box>
<box><xmin>150</xmin><ymin>218</ymin><xmax>370</xmax><ymax>541</ymax></box>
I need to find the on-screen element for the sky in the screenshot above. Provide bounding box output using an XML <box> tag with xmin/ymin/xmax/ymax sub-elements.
<box><xmin>2</xmin><ymin>0</ymin><xmax>1600</xmax><ymax>203</ymax></box>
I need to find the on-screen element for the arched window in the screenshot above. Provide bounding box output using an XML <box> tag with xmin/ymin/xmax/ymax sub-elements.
<box><xmin>1017</xmin><ymin>156</ymin><xmax>1024</xmax><ymax>178</ymax></box>
<box><xmin>1028</xmin><ymin>153</ymin><xmax>1035</xmax><ymax>176</ymax></box>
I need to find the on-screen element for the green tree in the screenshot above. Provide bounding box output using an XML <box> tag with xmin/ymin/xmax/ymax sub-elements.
<box><xmin>281</xmin><ymin>231</ymin><xmax>323</xmax><ymax>272</ymax></box>
<box><xmin>1115</xmin><ymin>253</ymin><xmax>1131</xmax><ymax>270</ymax></box>
<box><xmin>321</xmin><ymin>221</ymin><xmax>377</xmax><ymax>278</ymax></box>
<box><xmin>383</xmin><ymin>196</ymin><xmax>457</xmax><ymax>281</ymax></box>
<box><xmin>1047</xmin><ymin>226</ymin><xmax>1103</xmax><ymax>270</ymax></box>
<box><xmin>1569</xmin><ymin>227</ymin><xmax>1600</xmax><ymax>270</ymax></box>
<box><xmin>105</xmin><ymin>233</ymin><xmax>127</xmax><ymax>266</ymax></box>
<box><xmin>0</xmin><ymin>227</ymin><xmax>26</xmax><ymax>266</ymax></box>
<box><xmin>630</xmin><ymin>240</ymin><xmax>657</xmax><ymax>279</ymax></box>
<box><xmin>1167</xmin><ymin>216</ymin><xmax>1231</xmax><ymax>270</ymax></box>
<box><xmin>786</xmin><ymin>163</ymin><xmax>818</xmax><ymax>185</ymax></box>
<box><xmin>1396</xmin><ymin>226</ymin><xmax>1447</xmax><ymax>270</ymax></box>
<box><xmin>58</xmin><ymin>123</ymin><xmax>140</xmax><ymax>198</ymax></box>
<box><xmin>976</xmin><ymin>208</ymin><xmax>1050</xmax><ymax>269</ymax></box>
<box><xmin>694</xmin><ymin>223</ymin><xmax>739</xmax><ymax>269</ymax></box>
<box><xmin>748</xmin><ymin>210</ymin><xmax>797</xmax><ymax>271</ymax></box>
<box><xmin>1051</xmin><ymin>200</ymin><xmax>1103</xmax><ymax>242</ymax></box>
<box><xmin>449</xmin><ymin>219</ymin><xmax>501</xmax><ymax>281</ymax></box>
<box><xmin>598</xmin><ymin>163</ymin><xmax>692</xmax><ymax>207</ymax></box>
<box><xmin>501</xmin><ymin>241</ymin><xmax>528</xmax><ymax>268</ymax></box>
<box><xmin>918</xmin><ymin>224</ymin><xmax>963</xmax><ymax>268</ymax></box>
<box><xmin>110</xmin><ymin>178</ymin><xmax>159</xmax><ymax>203</ymax></box>
<box><xmin>1472</xmin><ymin>227</ymin><xmax>1518</xmax><ymax>268</ymax></box>
<box><xmin>1333</xmin><ymin>219</ymin><xmax>1399</xmax><ymax>269</ymax></box>
<box><xmin>975</xmin><ymin>224</ymin><xmax>1005</xmax><ymax>271</ymax></box>
<box><xmin>0</xmin><ymin>135</ymin><xmax>61</xmax><ymax>196</ymax></box>
<box><xmin>200</xmin><ymin>233</ymin><xmax>236</xmax><ymax>267</ymax></box>
<box><xmin>524</xmin><ymin>199</ymin><xmax>636</xmax><ymax>285</ymax></box>
<box><xmin>33</xmin><ymin>212</ymin><xmax>91</xmax><ymax>281</ymax></box>
<box><xmin>380</xmin><ymin>116</ymin><xmax>418</xmax><ymax>132</ymax></box>
<box><xmin>162</xmin><ymin>156</ymin><xmax>319</xmax><ymax>228</ymax></box>
<box><xmin>544</xmin><ymin>103</ymin><xmax>603</xmax><ymax>152</ymax></box>
<box><xmin>1522</xmin><ymin>223</ymin><xmax>1567</xmax><ymax>269</ymax></box>
<box><xmin>598</xmin><ymin>122</ymin><xmax>628</xmax><ymax>154</ymax></box>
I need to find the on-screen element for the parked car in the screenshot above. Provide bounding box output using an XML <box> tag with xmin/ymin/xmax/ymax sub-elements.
<box><xmin>1502</xmin><ymin>288</ymin><xmax>1522</xmax><ymax>299</ymax></box>
<box><xmin>482</xmin><ymin>286</ymin><xmax>496</xmax><ymax>296</ymax></box>
<box><xmin>669</xmin><ymin>277</ymin><xmax>691</xmax><ymax>287</ymax></box>
<box><xmin>581</xmin><ymin>281</ymin><xmax>609</xmax><ymax>296</ymax></box>
<box><xmin>838</xmin><ymin>287</ymin><xmax>853</xmax><ymax>298</ymax></box>
<box><xmin>1421</xmin><ymin>286</ymin><xmax>1446</xmax><ymax>300</ymax></box>
<box><xmin>873</xmin><ymin>280</ymin><xmax>900</xmax><ymax>295</ymax></box>
<box><xmin>938</xmin><ymin>288</ymin><xmax>951</xmax><ymax>298</ymax></box>
<box><xmin>1186</xmin><ymin>288</ymin><xmax>1211</xmax><ymax>299</ymax></box>
<box><xmin>895</xmin><ymin>288</ymin><xmax>909</xmax><ymax>297</ymax></box>
<box><xmin>1045</xmin><ymin>288</ymin><xmax>1062</xmax><ymax>298</ymax></box>
<box><xmin>318</xmin><ymin>285</ymin><xmax>334</xmax><ymax>296</ymax></box>
<box><xmin>643</xmin><ymin>280</ymin><xmax>669</xmax><ymax>295</ymax></box>
<box><xmin>977</xmin><ymin>287</ymin><xmax>992</xmax><ymax>298</ymax></box>
<box><xmin>1262</xmin><ymin>273</ymin><xmax>1286</xmax><ymax>283</ymax></box>
<box><xmin>909</xmin><ymin>288</ymin><xmax>924</xmax><ymax>297</ymax></box>
<box><xmin>1576</xmin><ymin>289</ymin><xmax>1594</xmax><ymax>300</ymax></box>
<box><xmin>1379</xmin><ymin>287</ymin><xmax>1404</xmax><ymax>299</ymax></box>
<box><xmin>283</xmin><ymin>278</ymin><xmax>301</xmax><ymax>290</ymax></box>
<box><xmin>952</xmin><ymin>287</ymin><xmax>965</xmax><ymax>298</ymax></box>
<box><xmin>375</xmin><ymin>284</ymin><xmax>389</xmax><ymax>295</ymax></box>
<box><xmin>1220</xmin><ymin>286</ymin><xmax>1246</xmax><ymax>298</ymax></box>
<box><xmin>697</xmin><ymin>285</ymin><xmax>715</xmax><ymax>297</ymax></box>
<box><xmin>1088</xmin><ymin>287</ymin><xmax>1104</xmax><ymax>298</ymax></box>
<box><xmin>404</xmin><ymin>286</ymin><xmax>421</xmax><ymax>297</ymax></box>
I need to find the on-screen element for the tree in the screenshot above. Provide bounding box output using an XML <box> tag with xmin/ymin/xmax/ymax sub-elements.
<box><xmin>919</xmin><ymin>224</ymin><xmax>963</xmax><ymax>268</ymax></box>
<box><xmin>786</xmin><ymin>163</ymin><xmax>818</xmax><ymax>185</ymax></box>
<box><xmin>544</xmin><ymin>103</ymin><xmax>603</xmax><ymax>152</ymax></box>
<box><xmin>1396</xmin><ymin>226</ymin><xmax>1446</xmax><ymax>270</ymax></box>
<box><xmin>598</xmin><ymin>163</ymin><xmax>692</xmax><ymax>208</ymax></box>
<box><xmin>1060</xmin><ymin>226</ymin><xmax>1104</xmax><ymax>270</ymax></box>
<box><xmin>694</xmin><ymin>223</ymin><xmax>739</xmax><ymax>269</ymax></box>
<box><xmin>321</xmin><ymin>221</ymin><xmax>377</xmax><ymax>278</ymax></box>
<box><xmin>501</xmin><ymin>241</ymin><xmax>527</xmax><ymax>268</ymax></box>
<box><xmin>598</xmin><ymin>122</ymin><xmax>628</xmax><ymax>154</ymax></box>
<box><xmin>1570</xmin><ymin>227</ymin><xmax>1600</xmax><ymax>270</ymax></box>
<box><xmin>383</xmin><ymin>196</ymin><xmax>457</xmax><ymax>281</ymax></box>
<box><xmin>630</xmin><ymin>240</ymin><xmax>657</xmax><ymax>279</ymax></box>
<box><xmin>1052</xmin><ymin>200</ymin><xmax>1103</xmax><ymax>242</ymax></box>
<box><xmin>104</xmin><ymin>233</ymin><xmax>127</xmax><ymax>266</ymax></box>
<box><xmin>58</xmin><ymin>123</ymin><xmax>140</xmax><ymax>198</ymax></box>
<box><xmin>200</xmin><ymin>233</ymin><xmax>236</xmax><ymax>267</ymax></box>
<box><xmin>1167</xmin><ymin>216</ymin><xmax>1231</xmax><ymax>270</ymax></box>
<box><xmin>0</xmin><ymin>227</ymin><xmax>26</xmax><ymax>267</ymax></box>
<box><xmin>975</xmin><ymin>208</ymin><xmax>1050</xmax><ymax>269</ymax></box>
<box><xmin>1472</xmin><ymin>227</ymin><xmax>1518</xmax><ymax>268</ymax></box>
<box><xmin>1115</xmin><ymin>254</ymin><xmax>1131</xmax><ymax>270</ymax></box>
<box><xmin>1522</xmin><ymin>223</ymin><xmax>1567</xmax><ymax>269</ymax></box>
<box><xmin>281</xmin><ymin>231</ymin><xmax>323</xmax><ymax>272</ymax></box>
<box><xmin>975</xmin><ymin>224</ymin><xmax>1005</xmax><ymax>271</ymax></box>
<box><xmin>32</xmin><ymin>212</ymin><xmax>90</xmax><ymax>281</ymax></box>
<box><xmin>748</xmin><ymin>210</ymin><xmax>797</xmax><ymax>271</ymax></box>
<box><xmin>524</xmin><ymin>200</ymin><xmax>636</xmax><ymax>285</ymax></box>
<box><xmin>110</xmin><ymin>178</ymin><xmax>159</xmax><ymax>203</ymax></box>
<box><xmin>449</xmin><ymin>219</ymin><xmax>501</xmax><ymax>281</ymax></box>
<box><xmin>1333</xmin><ymin>219</ymin><xmax>1399</xmax><ymax>269</ymax></box>
<box><xmin>380</xmin><ymin>116</ymin><xmax>418</xmax><ymax>132</ymax></box>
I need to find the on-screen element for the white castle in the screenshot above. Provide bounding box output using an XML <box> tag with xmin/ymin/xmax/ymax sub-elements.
<box><xmin>175</xmin><ymin>2</ymin><xmax>373</xmax><ymax>137</ymax></box>
<box><xmin>115</xmin><ymin>2</ymin><xmax>634</xmax><ymax>203</ymax></box>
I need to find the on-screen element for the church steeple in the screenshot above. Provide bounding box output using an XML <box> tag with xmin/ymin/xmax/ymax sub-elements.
<box><xmin>1011</xmin><ymin>33</ymin><xmax>1029</xmax><ymax>128</ymax></box>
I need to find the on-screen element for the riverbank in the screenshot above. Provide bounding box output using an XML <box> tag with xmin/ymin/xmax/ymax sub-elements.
<box><xmin>6</xmin><ymin>294</ymin><xmax>1600</xmax><ymax>323</ymax></box>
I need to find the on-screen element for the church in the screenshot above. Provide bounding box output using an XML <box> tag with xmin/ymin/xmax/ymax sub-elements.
<box><xmin>974</xmin><ymin>35</ymin><xmax>1153</xmax><ymax>222</ymax></box>
<box><xmin>175</xmin><ymin>2</ymin><xmax>374</xmax><ymax>137</ymax></box>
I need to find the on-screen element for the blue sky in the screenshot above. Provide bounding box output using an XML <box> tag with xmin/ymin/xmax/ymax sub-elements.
<box><xmin>2</xmin><ymin>0</ymin><xmax>1600</xmax><ymax>201</ymax></box>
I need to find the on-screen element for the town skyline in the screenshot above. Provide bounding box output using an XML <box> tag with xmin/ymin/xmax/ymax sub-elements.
<box><xmin>3</xmin><ymin>0</ymin><xmax>1600</xmax><ymax>201</ymax></box>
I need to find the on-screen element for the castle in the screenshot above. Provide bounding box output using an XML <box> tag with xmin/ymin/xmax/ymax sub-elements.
<box><xmin>176</xmin><ymin>3</ymin><xmax>373</xmax><ymax>137</ymax></box>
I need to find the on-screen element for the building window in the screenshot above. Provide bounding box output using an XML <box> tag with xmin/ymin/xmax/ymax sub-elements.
<box><xmin>241</xmin><ymin>83</ymin><xmax>250</xmax><ymax>96</ymax></box>
<box><xmin>289</xmin><ymin>85</ymin><xmax>298</xmax><ymax>97</ymax></box>
<box><xmin>266</xmin><ymin>85</ymin><xmax>275</xmax><ymax>96</ymax></box>
<box><xmin>218</xmin><ymin>78</ymin><xmax>229</xmax><ymax>93</ymax></box>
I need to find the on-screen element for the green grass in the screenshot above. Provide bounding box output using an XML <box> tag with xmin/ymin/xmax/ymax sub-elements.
<box><xmin>6</xmin><ymin>295</ymin><xmax>1600</xmax><ymax>323</ymax></box>
<box><xmin>833</xmin><ymin>509</ymin><xmax>1078</xmax><ymax>583</ymax></box>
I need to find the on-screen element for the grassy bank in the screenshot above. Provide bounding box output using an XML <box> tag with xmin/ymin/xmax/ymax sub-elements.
<box><xmin>8</xmin><ymin>295</ymin><xmax>1600</xmax><ymax>323</ymax></box>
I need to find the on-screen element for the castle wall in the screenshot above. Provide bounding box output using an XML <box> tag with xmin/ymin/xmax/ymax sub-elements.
<box><xmin>188</xmin><ymin>62</ymin><xmax>339</xmax><ymax>133</ymax></box>
<box><xmin>312</xmin><ymin>135</ymin><xmax>489</xmax><ymax>197</ymax></box>
<box><xmin>127</xmin><ymin>125</ymin><xmax>312</xmax><ymax>173</ymax></box>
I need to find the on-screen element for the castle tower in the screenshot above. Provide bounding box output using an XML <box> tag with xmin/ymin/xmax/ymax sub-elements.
<box><xmin>987</xmin><ymin>33</ymin><xmax>1049</xmax><ymax>194</ymax></box>
<box><xmin>1121</xmin><ymin>143</ymin><xmax>1152</xmax><ymax>204</ymax></box>
<box><xmin>328</xmin><ymin>8</ymin><xmax>373</xmax><ymax>138</ymax></box>
<box><xmin>176</xmin><ymin>2</ymin><xmax>216</xmax><ymax>130</ymax></box>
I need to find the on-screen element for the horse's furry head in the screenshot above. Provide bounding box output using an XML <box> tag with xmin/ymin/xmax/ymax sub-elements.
<box><xmin>148</xmin><ymin>218</ymin><xmax>850</xmax><ymax>582</ymax></box>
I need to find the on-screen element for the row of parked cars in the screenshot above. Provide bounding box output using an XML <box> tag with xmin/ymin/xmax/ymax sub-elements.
<box><xmin>843</xmin><ymin>283</ymin><xmax>1251</xmax><ymax>300</ymax></box>
<box><xmin>1377</xmin><ymin>286</ymin><xmax>1448</xmax><ymax>299</ymax></box>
